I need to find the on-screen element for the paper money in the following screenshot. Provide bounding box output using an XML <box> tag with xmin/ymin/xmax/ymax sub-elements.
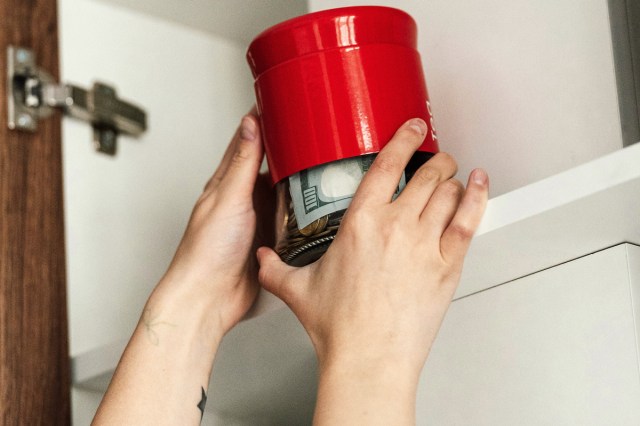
<box><xmin>289</xmin><ymin>154</ymin><xmax>406</xmax><ymax>230</ymax></box>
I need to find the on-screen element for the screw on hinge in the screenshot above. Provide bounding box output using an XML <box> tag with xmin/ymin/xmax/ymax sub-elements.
<box><xmin>15</xmin><ymin>48</ymin><xmax>32</xmax><ymax>64</ymax></box>
<box><xmin>93</xmin><ymin>126</ymin><xmax>118</xmax><ymax>155</ymax></box>
<box><xmin>17</xmin><ymin>113</ymin><xmax>32</xmax><ymax>128</ymax></box>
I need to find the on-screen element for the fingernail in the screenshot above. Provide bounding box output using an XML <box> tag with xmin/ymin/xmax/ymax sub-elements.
<box><xmin>472</xmin><ymin>168</ymin><xmax>488</xmax><ymax>185</ymax></box>
<box><xmin>407</xmin><ymin>118</ymin><xmax>428</xmax><ymax>136</ymax></box>
<box><xmin>240</xmin><ymin>116</ymin><xmax>257</xmax><ymax>141</ymax></box>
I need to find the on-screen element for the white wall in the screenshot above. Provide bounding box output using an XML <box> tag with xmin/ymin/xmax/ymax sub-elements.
<box><xmin>59</xmin><ymin>0</ymin><xmax>255</xmax><ymax>422</ymax></box>
<box><xmin>310</xmin><ymin>0</ymin><xmax>623</xmax><ymax>196</ymax></box>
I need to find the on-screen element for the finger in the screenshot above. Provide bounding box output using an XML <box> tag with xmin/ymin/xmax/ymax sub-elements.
<box><xmin>419</xmin><ymin>178</ymin><xmax>464</xmax><ymax>240</ymax></box>
<box><xmin>204</xmin><ymin>127</ymin><xmax>240</xmax><ymax>191</ymax></box>
<box><xmin>218</xmin><ymin>115</ymin><xmax>265</xmax><ymax>198</ymax></box>
<box><xmin>204</xmin><ymin>107</ymin><xmax>259</xmax><ymax>192</ymax></box>
<box><xmin>352</xmin><ymin>118</ymin><xmax>427</xmax><ymax>207</ymax></box>
<box><xmin>440</xmin><ymin>169</ymin><xmax>489</xmax><ymax>264</ymax></box>
<box><xmin>257</xmin><ymin>247</ymin><xmax>304</xmax><ymax>307</ymax></box>
<box><xmin>394</xmin><ymin>152</ymin><xmax>458</xmax><ymax>214</ymax></box>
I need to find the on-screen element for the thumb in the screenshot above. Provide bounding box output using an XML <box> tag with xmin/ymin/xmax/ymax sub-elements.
<box><xmin>257</xmin><ymin>247</ymin><xmax>301</xmax><ymax>307</ymax></box>
<box><xmin>219</xmin><ymin>115</ymin><xmax>264</xmax><ymax>198</ymax></box>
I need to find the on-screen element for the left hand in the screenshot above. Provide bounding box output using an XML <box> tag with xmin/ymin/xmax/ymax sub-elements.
<box><xmin>159</xmin><ymin>110</ymin><xmax>275</xmax><ymax>335</ymax></box>
<box><xmin>93</xmin><ymin>111</ymin><xmax>274</xmax><ymax>426</ymax></box>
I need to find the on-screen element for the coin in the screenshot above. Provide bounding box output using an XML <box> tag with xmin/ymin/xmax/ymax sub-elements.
<box><xmin>298</xmin><ymin>215</ymin><xmax>329</xmax><ymax>237</ymax></box>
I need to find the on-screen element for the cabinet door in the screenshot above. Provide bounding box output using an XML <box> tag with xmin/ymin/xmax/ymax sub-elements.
<box><xmin>62</xmin><ymin>1</ymin><xmax>308</xmax><ymax>423</ymax></box>
<box><xmin>418</xmin><ymin>244</ymin><xmax>640</xmax><ymax>425</ymax></box>
<box><xmin>60</xmin><ymin>0</ymin><xmax>254</xmax><ymax>358</ymax></box>
<box><xmin>0</xmin><ymin>1</ymin><xmax>70</xmax><ymax>423</ymax></box>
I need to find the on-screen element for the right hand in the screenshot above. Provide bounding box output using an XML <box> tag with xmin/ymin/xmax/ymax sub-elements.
<box><xmin>257</xmin><ymin>117</ymin><xmax>489</xmax><ymax>375</ymax></box>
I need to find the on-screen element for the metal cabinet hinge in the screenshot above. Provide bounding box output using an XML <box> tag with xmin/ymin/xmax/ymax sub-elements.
<box><xmin>6</xmin><ymin>45</ymin><xmax>147</xmax><ymax>155</ymax></box>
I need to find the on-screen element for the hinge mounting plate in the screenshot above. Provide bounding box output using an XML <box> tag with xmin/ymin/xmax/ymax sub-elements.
<box><xmin>6</xmin><ymin>45</ymin><xmax>147</xmax><ymax>155</ymax></box>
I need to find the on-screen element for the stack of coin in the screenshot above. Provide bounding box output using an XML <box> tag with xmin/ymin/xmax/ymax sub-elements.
<box><xmin>275</xmin><ymin>182</ymin><xmax>344</xmax><ymax>266</ymax></box>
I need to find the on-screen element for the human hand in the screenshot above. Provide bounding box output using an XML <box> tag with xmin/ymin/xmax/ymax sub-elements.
<box><xmin>257</xmin><ymin>118</ymin><xmax>488</xmax><ymax>423</ymax></box>
<box><xmin>158</xmin><ymin>110</ymin><xmax>275</xmax><ymax>336</ymax></box>
<box><xmin>93</xmin><ymin>112</ymin><xmax>275</xmax><ymax>425</ymax></box>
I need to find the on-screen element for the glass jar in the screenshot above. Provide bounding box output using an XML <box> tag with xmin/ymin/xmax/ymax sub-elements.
<box><xmin>274</xmin><ymin>151</ymin><xmax>433</xmax><ymax>266</ymax></box>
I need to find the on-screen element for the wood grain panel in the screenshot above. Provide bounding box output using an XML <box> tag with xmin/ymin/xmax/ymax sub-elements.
<box><xmin>0</xmin><ymin>0</ymin><xmax>71</xmax><ymax>424</ymax></box>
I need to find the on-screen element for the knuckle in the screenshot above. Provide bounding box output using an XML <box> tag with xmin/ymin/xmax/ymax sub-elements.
<box><xmin>230</xmin><ymin>142</ymin><xmax>253</xmax><ymax>167</ymax></box>
<box><xmin>441</xmin><ymin>179</ymin><xmax>464</xmax><ymax>197</ymax></box>
<box><xmin>257</xmin><ymin>264</ymin><xmax>271</xmax><ymax>286</ymax></box>
<box><xmin>191</xmin><ymin>193</ymin><xmax>216</xmax><ymax>219</ymax></box>
<box><xmin>195</xmin><ymin>190</ymin><xmax>213</xmax><ymax>208</ymax></box>
<box><xmin>411</xmin><ymin>166</ymin><xmax>441</xmax><ymax>186</ymax></box>
<box><xmin>276</xmin><ymin>273</ymin><xmax>302</xmax><ymax>305</ymax></box>
<box><xmin>344</xmin><ymin>205</ymin><xmax>364</xmax><ymax>222</ymax></box>
<box><xmin>386</xmin><ymin>216</ymin><xmax>407</xmax><ymax>237</ymax></box>
<box><xmin>372</xmin><ymin>154</ymin><xmax>399</xmax><ymax>175</ymax></box>
<box><xmin>448</xmin><ymin>221</ymin><xmax>474</xmax><ymax>240</ymax></box>
<box><xmin>378</xmin><ymin>210</ymin><xmax>412</xmax><ymax>241</ymax></box>
<box><xmin>280</xmin><ymin>281</ymin><xmax>298</xmax><ymax>304</ymax></box>
<box><xmin>204</xmin><ymin>175</ymin><xmax>222</xmax><ymax>191</ymax></box>
<box><xmin>434</xmin><ymin>152</ymin><xmax>458</xmax><ymax>172</ymax></box>
<box><xmin>343</xmin><ymin>206</ymin><xmax>373</xmax><ymax>231</ymax></box>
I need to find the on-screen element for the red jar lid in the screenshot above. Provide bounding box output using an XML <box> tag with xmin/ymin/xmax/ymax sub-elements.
<box><xmin>247</xmin><ymin>6</ymin><xmax>439</xmax><ymax>184</ymax></box>
<box><xmin>248</xmin><ymin>6</ymin><xmax>418</xmax><ymax>77</ymax></box>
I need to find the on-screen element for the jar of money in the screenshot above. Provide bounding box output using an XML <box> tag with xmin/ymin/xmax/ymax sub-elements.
<box><xmin>247</xmin><ymin>6</ymin><xmax>439</xmax><ymax>266</ymax></box>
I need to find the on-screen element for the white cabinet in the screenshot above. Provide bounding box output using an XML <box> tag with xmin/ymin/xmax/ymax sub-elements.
<box><xmin>61</xmin><ymin>0</ymin><xmax>307</xmax><ymax>360</ymax></box>
<box><xmin>210</xmin><ymin>245</ymin><xmax>640</xmax><ymax>424</ymax></box>
<box><xmin>419</xmin><ymin>244</ymin><xmax>640</xmax><ymax>425</ymax></box>
<box><xmin>71</xmin><ymin>139</ymin><xmax>640</xmax><ymax>424</ymax></box>
<box><xmin>310</xmin><ymin>0</ymin><xmax>629</xmax><ymax>196</ymax></box>
<box><xmin>62</xmin><ymin>0</ymin><xmax>640</xmax><ymax>424</ymax></box>
<box><xmin>60</xmin><ymin>1</ymin><xmax>306</xmax><ymax>424</ymax></box>
<box><xmin>212</xmin><ymin>245</ymin><xmax>640</xmax><ymax>425</ymax></box>
<box><xmin>60</xmin><ymin>0</ymin><xmax>257</xmax><ymax>358</ymax></box>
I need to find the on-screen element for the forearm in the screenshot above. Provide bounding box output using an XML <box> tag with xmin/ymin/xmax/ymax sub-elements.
<box><xmin>313</xmin><ymin>355</ymin><xmax>419</xmax><ymax>425</ymax></box>
<box><xmin>92</xmin><ymin>277</ymin><xmax>223</xmax><ymax>425</ymax></box>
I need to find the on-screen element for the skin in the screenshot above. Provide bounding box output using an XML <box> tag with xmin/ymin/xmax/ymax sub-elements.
<box><xmin>258</xmin><ymin>118</ymin><xmax>488</xmax><ymax>425</ymax></box>
<box><xmin>92</xmin><ymin>112</ymin><xmax>274</xmax><ymax>425</ymax></box>
<box><xmin>92</xmin><ymin>113</ymin><xmax>488</xmax><ymax>425</ymax></box>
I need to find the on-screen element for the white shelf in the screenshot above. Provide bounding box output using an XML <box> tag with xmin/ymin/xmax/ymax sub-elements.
<box><xmin>72</xmin><ymin>143</ymin><xmax>640</xmax><ymax>412</ymax></box>
<box><xmin>240</xmin><ymin>140</ymin><xmax>640</xmax><ymax>316</ymax></box>
<box><xmin>460</xmin><ymin>141</ymin><xmax>640</xmax><ymax>299</ymax></box>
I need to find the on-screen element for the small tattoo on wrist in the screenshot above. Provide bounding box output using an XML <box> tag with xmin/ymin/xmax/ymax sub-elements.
<box><xmin>197</xmin><ymin>387</ymin><xmax>208</xmax><ymax>419</ymax></box>
<box><xmin>142</xmin><ymin>308</ymin><xmax>176</xmax><ymax>346</ymax></box>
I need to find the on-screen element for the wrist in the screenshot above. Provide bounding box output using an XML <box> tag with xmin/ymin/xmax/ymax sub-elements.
<box><xmin>320</xmin><ymin>350</ymin><xmax>421</xmax><ymax>389</ymax></box>
<box><xmin>146</xmin><ymin>274</ymin><xmax>226</xmax><ymax>346</ymax></box>
<box><xmin>315</xmin><ymin>353</ymin><xmax>420</xmax><ymax>425</ymax></box>
<box><xmin>318</xmin><ymin>336</ymin><xmax>426</xmax><ymax>378</ymax></box>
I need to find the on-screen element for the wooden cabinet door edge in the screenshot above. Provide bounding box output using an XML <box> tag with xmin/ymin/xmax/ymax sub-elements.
<box><xmin>0</xmin><ymin>0</ymin><xmax>71</xmax><ymax>424</ymax></box>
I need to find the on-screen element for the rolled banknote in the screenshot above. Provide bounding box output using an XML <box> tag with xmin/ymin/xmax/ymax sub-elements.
<box><xmin>289</xmin><ymin>154</ymin><xmax>406</xmax><ymax>230</ymax></box>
